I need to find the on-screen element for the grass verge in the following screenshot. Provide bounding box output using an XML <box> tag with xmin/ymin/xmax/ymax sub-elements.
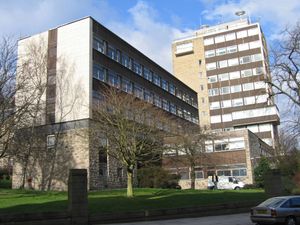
<box><xmin>0</xmin><ymin>188</ymin><xmax>267</xmax><ymax>215</ymax></box>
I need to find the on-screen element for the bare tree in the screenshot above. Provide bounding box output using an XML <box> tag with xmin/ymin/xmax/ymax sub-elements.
<box><xmin>92</xmin><ymin>87</ymin><xmax>172</xmax><ymax>197</ymax></box>
<box><xmin>268</xmin><ymin>22</ymin><xmax>300</xmax><ymax>138</ymax></box>
<box><xmin>0</xmin><ymin>36</ymin><xmax>28</xmax><ymax>159</ymax></box>
<box><xmin>166</xmin><ymin>125</ymin><xmax>213</xmax><ymax>189</ymax></box>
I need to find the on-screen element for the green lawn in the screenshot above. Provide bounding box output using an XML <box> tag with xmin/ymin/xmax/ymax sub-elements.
<box><xmin>0</xmin><ymin>187</ymin><xmax>267</xmax><ymax>215</ymax></box>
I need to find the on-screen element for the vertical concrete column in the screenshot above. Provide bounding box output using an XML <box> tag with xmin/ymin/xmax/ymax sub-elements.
<box><xmin>68</xmin><ymin>169</ymin><xmax>88</xmax><ymax>225</ymax></box>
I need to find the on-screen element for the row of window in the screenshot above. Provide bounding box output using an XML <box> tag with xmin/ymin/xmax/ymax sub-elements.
<box><xmin>176</xmin><ymin>167</ymin><xmax>247</xmax><ymax>180</ymax></box>
<box><xmin>210</xmin><ymin>94</ymin><xmax>268</xmax><ymax>110</ymax></box>
<box><xmin>206</xmin><ymin>53</ymin><xmax>263</xmax><ymax>71</ymax></box>
<box><xmin>93</xmin><ymin>37</ymin><xmax>198</xmax><ymax>108</ymax></box>
<box><xmin>235</xmin><ymin>123</ymin><xmax>273</xmax><ymax>133</ymax></box>
<box><xmin>205</xmin><ymin>137</ymin><xmax>245</xmax><ymax>152</ymax></box>
<box><xmin>208</xmin><ymin>81</ymin><xmax>266</xmax><ymax>96</ymax></box>
<box><xmin>204</xmin><ymin>27</ymin><xmax>260</xmax><ymax>46</ymax></box>
<box><xmin>208</xmin><ymin>67</ymin><xmax>264</xmax><ymax>83</ymax></box>
<box><xmin>205</xmin><ymin>40</ymin><xmax>261</xmax><ymax>58</ymax></box>
<box><xmin>93</xmin><ymin>64</ymin><xmax>199</xmax><ymax>124</ymax></box>
<box><xmin>210</xmin><ymin>106</ymin><xmax>278</xmax><ymax>124</ymax></box>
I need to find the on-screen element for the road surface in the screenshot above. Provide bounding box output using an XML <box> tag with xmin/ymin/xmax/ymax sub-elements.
<box><xmin>102</xmin><ymin>213</ymin><xmax>253</xmax><ymax>225</ymax></box>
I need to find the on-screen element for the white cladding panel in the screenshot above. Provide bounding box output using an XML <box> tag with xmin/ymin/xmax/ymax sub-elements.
<box><xmin>56</xmin><ymin>18</ymin><xmax>91</xmax><ymax>122</ymax></box>
<box><xmin>17</xmin><ymin>32</ymin><xmax>49</xmax><ymax>126</ymax></box>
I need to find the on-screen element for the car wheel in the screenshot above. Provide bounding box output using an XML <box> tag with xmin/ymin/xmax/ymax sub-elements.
<box><xmin>286</xmin><ymin>216</ymin><xmax>296</xmax><ymax>225</ymax></box>
<box><xmin>234</xmin><ymin>187</ymin><xmax>240</xmax><ymax>190</ymax></box>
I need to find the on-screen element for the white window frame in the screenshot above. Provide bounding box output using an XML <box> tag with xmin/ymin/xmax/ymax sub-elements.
<box><xmin>241</xmin><ymin>69</ymin><xmax>252</xmax><ymax>78</ymax></box>
<box><xmin>211</xmin><ymin>115</ymin><xmax>221</xmax><ymax>124</ymax></box>
<box><xmin>227</xmin><ymin>45</ymin><xmax>237</xmax><ymax>54</ymax></box>
<box><xmin>218</xmin><ymin>73</ymin><xmax>229</xmax><ymax>81</ymax></box>
<box><xmin>225</xmin><ymin>33</ymin><xmax>236</xmax><ymax>41</ymax></box>
<box><xmin>218</xmin><ymin>60</ymin><xmax>228</xmax><ymax>68</ymax></box>
<box><xmin>229</xmin><ymin>71</ymin><xmax>240</xmax><ymax>80</ymax></box>
<box><xmin>215</xmin><ymin>35</ymin><xmax>225</xmax><ymax>43</ymax></box>
<box><xmin>222</xmin><ymin>114</ymin><xmax>232</xmax><ymax>122</ymax></box>
<box><xmin>210</xmin><ymin>101</ymin><xmax>220</xmax><ymax>110</ymax></box>
<box><xmin>205</xmin><ymin>50</ymin><xmax>215</xmax><ymax>58</ymax></box>
<box><xmin>221</xmin><ymin>100</ymin><xmax>232</xmax><ymax>108</ymax></box>
<box><xmin>238</xmin><ymin>43</ymin><xmax>249</xmax><ymax>51</ymax></box>
<box><xmin>249</xmin><ymin>41</ymin><xmax>261</xmax><ymax>49</ymax></box>
<box><xmin>236</xmin><ymin>30</ymin><xmax>248</xmax><ymax>38</ymax></box>
<box><xmin>204</xmin><ymin>38</ymin><xmax>214</xmax><ymax>46</ymax></box>
<box><xmin>242</xmin><ymin>82</ymin><xmax>254</xmax><ymax>91</ymax></box>
<box><xmin>248</xmin><ymin>28</ymin><xmax>259</xmax><ymax>36</ymax></box>
<box><xmin>232</xmin><ymin>98</ymin><xmax>243</xmax><ymax>107</ymax></box>
<box><xmin>216</xmin><ymin>48</ymin><xmax>227</xmax><ymax>56</ymax></box>
<box><xmin>220</xmin><ymin>86</ymin><xmax>230</xmax><ymax>95</ymax></box>
<box><xmin>254</xmin><ymin>81</ymin><xmax>265</xmax><ymax>90</ymax></box>
<box><xmin>231</xmin><ymin>85</ymin><xmax>242</xmax><ymax>93</ymax></box>
<box><xmin>206</xmin><ymin>62</ymin><xmax>217</xmax><ymax>70</ymax></box>
<box><xmin>244</xmin><ymin>96</ymin><xmax>255</xmax><ymax>105</ymax></box>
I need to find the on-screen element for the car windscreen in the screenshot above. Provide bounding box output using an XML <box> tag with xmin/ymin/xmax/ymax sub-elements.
<box><xmin>258</xmin><ymin>198</ymin><xmax>286</xmax><ymax>208</ymax></box>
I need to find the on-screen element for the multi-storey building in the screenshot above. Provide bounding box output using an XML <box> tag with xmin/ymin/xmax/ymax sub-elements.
<box><xmin>172</xmin><ymin>18</ymin><xmax>280</xmax><ymax>147</ymax></box>
<box><xmin>13</xmin><ymin>17</ymin><xmax>199</xmax><ymax>190</ymax></box>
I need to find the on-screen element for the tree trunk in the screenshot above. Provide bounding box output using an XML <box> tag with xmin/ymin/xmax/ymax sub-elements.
<box><xmin>127</xmin><ymin>169</ymin><xmax>134</xmax><ymax>198</ymax></box>
<box><xmin>190</xmin><ymin>165</ymin><xmax>195</xmax><ymax>190</ymax></box>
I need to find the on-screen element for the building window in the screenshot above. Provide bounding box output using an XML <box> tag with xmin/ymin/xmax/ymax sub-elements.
<box><xmin>228</xmin><ymin>58</ymin><xmax>239</xmax><ymax>67</ymax></box>
<box><xmin>121</xmin><ymin>53</ymin><xmax>131</xmax><ymax>69</ymax></box>
<box><xmin>153</xmin><ymin>74</ymin><xmax>161</xmax><ymax>86</ymax></box>
<box><xmin>239</xmin><ymin>55</ymin><xmax>252</xmax><ymax>64</ymax></box>
<box><xmin>107</xmin><ymin>45</ymin><xmax>118</xmax><ymax>61</ymax></box>
<box><xmin>241</xmin><ymin>69</ymin><xmax>252</xmax><ymax>77</ymax></box>
<box><xmin>107</xmin><ymin>71</ymin><xmax>120</xmax><ymax>88</ymax></box>
<box><xmin>248</xmin><ymin>28</ymin><xmax>259</xmax><ymax>36</ymax></box>
<box><xmin>143</xmin><ymin>67</ymin><xmax>153</xmax><ymax>81</ymax></box>
<box><xmin>220</xmin><ymin>86</ymin><xmax>230</xmax><ymax>95</ymax></box>
<box><xmin>177</xmin><ymin>107</ymin><xmax>183</xmax><ymax>118</ymax></box>
<box><xmin>256</xmin><ymin>94</ymin><xmax>268</xmax><ymax>103</ymax></box>
<box><xmin>211</xmin><ymin>115</ymin><xmax>221</xmax><ymax>124</ymax></box>
<box><xmin>218</xmin><ymin>73</ymin><xmax>229</xmax><ymax>81</ymax></box>
<box><xmin>122</xmin><ymin>78</ymin><xmax>133</xmax><ymax>93</ymax></box>
<box><xmin>244</xmin><ymin>96</ymin><xmax>255</xmax><ymax>105</ymax></box>
<box><xmin>215</xmin><ymin>35</ymin><xmax>225</xmax><ymax>43</ymax></box>
<box><xmin>195</xmin><ymin>171</ymin><xmax>204</xmax><ymax>179</ymax></box>
<box><xmin>208</xmin><ymin>88</ymin><xmax>219</xmax><ymax>96</ymax></box>
<box><xmin>204</xmin><ymin>38</ymin><xmax>214</xmax><ymax>46</ymax></box>
<box><xmin>201</xmin><ymin>97</ymin><xmax>205</xmax><ymax>104</ymax></box>
<box><xmin>210</xmin><ymin>101</ymin><xmax>220</xmax><ymax>110</ymax></box>
<box><xmin>227</xmin><ymin>45</ymin><xmax>237</xmax><ymax>54</ymax></box>
<box><xmin>205</xmin><ymin>50</ymin><xmax>215</xmax><ymax>58</ymax></box>
<box><xmin>170</xmin><ymin>103</ymin><xmax>176</xmax><ymax>115</ymax></box>
<box><xmin>221</xmin><ymin>100</ymin><xmax>232</xmax><ymax>108</ymax></box>
<box><xmin>179</xmin><ymin>171</ymin><xmax>190</xmax><ymax>180</ymax></box>
<box><xmin>216</xmin><ymin>47</ymin><xmax>226</xmax><ymax>56</ymax></box>
<box><xmin>236</xmin><ymin>30</ymin><xmax>248</xmax><ymax>38</ymax></box>
<box><xmin>162</xmin><ymin>79</ymin><xmax>169</xmax><ymax>91</ymax></box>
<box><xmin>229</xmin><ymin>71</ymin><xmax>240</xmax><ymax>79</ymax></box>
<box><xmin>93</xmin><ymin>65</ymin><xmax>105</xmax><ymax>81</ymax></box>
<box><xmin>252</xmin><ymin>54</ymin><xmax>262</xmax><ymax>62</ymax></box>
<box><xmin>229</xmin><ymin>137</ymin><xmax>245</xmax><ymax>150</ymax></box>
<box><xmin>230</xmin><ymin>84</ymin><xmax>242</xmax><ymax>93</ymax></box>
<box><xmin>247</xmin><ymin>125</ymin><xmax>259</xmax><ymax>133</ymax></box>
<box><xmin>206</xmin><ymin>62</ymin><xmax>217</xmax><ymax>70</ymax></box>
<box><xmin>144</xmin><ymin>90</ymin><xmax>153</xmax><ymax>103</ymax></box>
<box><xmin>249</xmin><ymin>41</ymin><xmax>261</xmax><ymax>49</ymax></box>
<box><xmin>176</xmin><ymin>42</ymin><xmax>193</xmax><ymax>54</ymax></box>
<box><xmin>169</xmin><ymin>83</ymin><xmax>176</xmax><ymax>95</ymax></box>
<box><xmin>254</xmin><ymin>81</ymin><xmax>265</xmax><ymax>90</ymax></box>
<box><xmin>214</xmin><ymin>140</ymin><xmax>229</xmax><ymax>151</ymax></box>
<box><xmin>93</xmin><ymin>38</ymin><xmax>105</xmax><ymax>53</ymax></box>
<box><xmin>218</xmin><ymin>60</ymin><xmax>228</xmax><ymax>68</ymax></box>
<box><xmin>238</xmin><ymin>43</ymin><xmax>249</xmax><ymax>51</ymax></box>
<box><xmin>222</xmin><ymin>114</ymin><xmax>232</xmax><ymax>122</ymax></box>
<box><xmin>208</xmin><ymin>75</ymin><xmax>218</xmax><ymax>83</ymax></box>
<box><xmin>242</xmin><ymin>82</ymin><xmax>254</xmax><ymax>91</ymax></box>
<box><xmin>200</xmin><ymin>85</ymin><xmax>204</xmax><ymax>91</ymax></box>
<box><xmin>225</xmin><ymin>33</ymin><xmax>236</xmax><ymax>41</ymax></box>
<box><xmin>259</xmin><ymin>124</ymin><xmax>272</xmax><ymax>132</ymax></box>
<box><xmin>47</xmin><ymin>135</ymin><xmax>56</xmax><ymax>148</ymax></box>
<box><xmin>232</xmin><ymin>98</ymin><xmax>243</xmax><ymax>107</ymax></box>
<box><xmin>253</xmin><ymin>67</ymin><xmax>264</xmax><ymax>75</ymax></box>
<box><xmin>184</xmin><ymin>110</ymin><xmax>191</xmax><ymax>121</ymax></box>
<box><xmin>232</xmin><ymin>169</ymin><xmax>247</xmax><ymax>177</ymax></box>
<box><xmin>217</xmin><ymin>170</ymin><xmax>232</xmax><ymax>176</ymax></box>
<box><xmin>154</xmin><ymin>95</ymin><xmax>162</xmax><ymax>108</ymax></box>
<box><xmin>134</xmin><ymin>84</ymin><xmax>143</xmax><ymax>99</ymax></box>
<box><xmin>133</xmin><ymin>61</ymin><xmax>142</xmax><ymax>75</ymax></box>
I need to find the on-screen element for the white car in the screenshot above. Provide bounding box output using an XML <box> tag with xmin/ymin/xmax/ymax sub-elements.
<box><xmin>208</xmin><ymin>176</ymin><xmax>245</xmax><ymax>190</ymax></box>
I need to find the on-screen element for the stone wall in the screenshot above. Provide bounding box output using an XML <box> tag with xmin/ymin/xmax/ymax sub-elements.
<box><xmin>12</xmin><ymin>126</ymin><xmax>89</xmax><ymax>191</ymax></box>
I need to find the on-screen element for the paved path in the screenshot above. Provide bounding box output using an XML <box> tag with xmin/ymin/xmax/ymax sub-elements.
<box><xmin>102</xmin><ymin>213</ymin><xmax>253</xmax><ymax>225</ymax></box>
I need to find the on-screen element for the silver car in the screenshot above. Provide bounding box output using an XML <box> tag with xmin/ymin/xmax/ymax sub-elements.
<box><xmin>251</xmin><ymin>196</ymin><xmax>300</xmax><ymax>225</ymax></box>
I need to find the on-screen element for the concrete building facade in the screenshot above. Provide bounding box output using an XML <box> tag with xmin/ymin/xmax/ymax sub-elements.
<box><xmin>13</xmin><ymin>17</ymin><xmax>199</xmax><ymax>191</ymax></box>
<box><xmin>172</xmin><ymin>18</ymin><xmax>280</xmax><ymax>147</ymax></box>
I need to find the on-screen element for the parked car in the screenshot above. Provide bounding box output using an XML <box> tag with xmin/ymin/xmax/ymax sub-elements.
<box><xmin>251</xmin><ymin>196</ymin><xmax>300</xmax><ymax>225</ymax></box>
<box><xmin>207</xmin><ymin>176</ymin><xmax>245</xmax><ymax>190</ymax></box>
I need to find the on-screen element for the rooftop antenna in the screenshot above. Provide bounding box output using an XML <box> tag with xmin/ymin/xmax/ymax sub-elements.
<box><xmin>235</xmin><ymin>10</ymin><xmax>246</xmax><ymax>20</ymax></box>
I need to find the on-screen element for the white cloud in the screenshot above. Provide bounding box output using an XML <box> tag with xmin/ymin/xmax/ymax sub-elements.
<box><xmin>0</xmin><ymin>0</ymin><xmax>193</xmax><ymax>72</ymax></box>
<box><xmin>106</xmin><ymin>1</ymin><xmax>194</xmax><ymax>72</ymax></box>
<box><xmin>202</xmin><ymin>0</ymin><xmax>300</xmax><ymax>37</ymax></box>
